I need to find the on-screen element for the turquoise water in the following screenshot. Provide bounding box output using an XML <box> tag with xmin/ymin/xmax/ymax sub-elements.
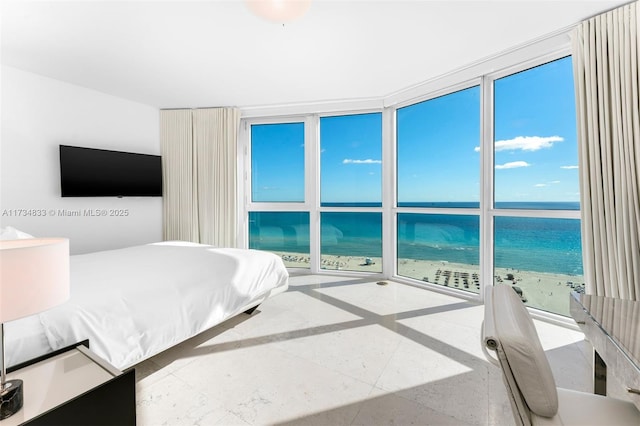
<box><xmin>249</xmin><ymin>202</ymin><xmax>583</xmax><ymax>276</ymax></box>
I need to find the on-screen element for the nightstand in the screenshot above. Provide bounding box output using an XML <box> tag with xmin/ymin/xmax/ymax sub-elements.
<box><xmin>1</xmin><ymin>343</ymin><xmax>135</xmax><ymax>426</ymax></box>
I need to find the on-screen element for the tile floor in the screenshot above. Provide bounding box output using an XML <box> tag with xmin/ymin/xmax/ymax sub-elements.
<box><xmin>133</xmin><ymin>274</ymin><xmax>625</xmax><ymax>425</ymax></box>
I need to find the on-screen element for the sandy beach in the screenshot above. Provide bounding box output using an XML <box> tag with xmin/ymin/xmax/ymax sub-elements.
<box><xmin>276</xmin><ymin>251</ymin><xmax>583</xmax><ymax>316</ymax></box>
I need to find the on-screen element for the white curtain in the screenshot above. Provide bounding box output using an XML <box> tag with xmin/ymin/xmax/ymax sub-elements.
<box><xmin>160</xmin><ymin>107</ymin><xmax>241</xmax><ymax>247</ymax></box>
<box><xmin>571</xmin><ymin>1</ymin><xmax>640</xmax><ymax>300</ymax></box>
<box><xmin>160</xmin><ymin>109</ymin><xmax>198</xmax><ymax>242</ymax></box>
<box><xmin>193</xmin><ymin>108</ymin><xmax>241</xmax><ymax>247</ymax></box>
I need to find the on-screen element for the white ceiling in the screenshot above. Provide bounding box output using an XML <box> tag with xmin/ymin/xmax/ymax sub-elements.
<box><xmin>1</xmin><ymin>0</ymin><xmax>629</xmax><ymax>109</ymax></box>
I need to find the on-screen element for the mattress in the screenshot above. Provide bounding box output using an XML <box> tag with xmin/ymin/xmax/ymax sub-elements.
<box><xmin>4</xmin><ymin>241</ymin><xmax>289</xmax><ymax>370</ymax></box>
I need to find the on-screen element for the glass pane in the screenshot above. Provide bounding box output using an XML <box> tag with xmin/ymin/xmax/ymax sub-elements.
<box><xmin>397</xmin><ymin>86</ymin><xmax>480</xmax><ymax>208</ymax></box>
<box><xmin>320</xmin><ymin>212</ymin><xmax>382</xmax><ymax>273</ymax></box>
<box><xmin>494</xmin><ymin>216</ymin><xmax>583</xmax><ymax>316</ymax></box>
<box><xmin>494</xmin><ymin>57</ymin><xmax>579</xmax><ymax>209</ymax></box>
<box><xmin>249</xmin><ymin>211</ymin><xmax>310</xmax><ymax>268</ymax></box>
<box><xmin>320</xmin><ymin>113</ymin><xmax>382</xmax><ymax>207</ymax></box>
<box><xmin>397</xmin><ymin>213</ymin><xmax>480</xmax><ymax>293</ymax></box>
<box><xmin>251</xmin><ymin>122</ymin><xmax>305</xmax><ymax>202</ymax></box>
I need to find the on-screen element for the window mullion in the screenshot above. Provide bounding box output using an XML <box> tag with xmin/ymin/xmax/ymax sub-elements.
<box><xmin>481</xmin><ymin>75</ymin><xmax>495</xmax><ymax>301</ymax></box>
<box><xmin>237</xmin><ymin>119</ymin><xmax>250</xmax><ymax>249</ymax></box>
<box><xmin>307</xmin><ymin>115</ymin><xmax>320</xmax><ymax>274</ymax></box>
<box><xmin>382</xmin><ymin>106</ymin><xmax>396</xmax><ymax>278</ymax></box>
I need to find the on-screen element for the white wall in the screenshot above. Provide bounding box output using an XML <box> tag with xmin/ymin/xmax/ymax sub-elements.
<box><xmin>0</xmin><ymin>66</ymin><xmax>162</xmax><ymax>254</ymax></box>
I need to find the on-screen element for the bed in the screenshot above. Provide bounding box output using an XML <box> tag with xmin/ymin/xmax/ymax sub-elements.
<box><xmin>4</xmin><ymin>241</ymin><xmax>289</xmax><ymax>370</ymax></box>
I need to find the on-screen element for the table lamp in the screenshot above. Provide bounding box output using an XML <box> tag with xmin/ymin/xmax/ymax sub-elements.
<box><xmin>0</xmin><ymin>238</ymin><xmax>70</xmax><ymax>420</ymax></box>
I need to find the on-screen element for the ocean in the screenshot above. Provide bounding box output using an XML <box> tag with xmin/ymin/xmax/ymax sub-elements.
<box><xmin>249</xmin><ymin>202</ymin><xmax>583</xmax><ymax>276</ymax></box>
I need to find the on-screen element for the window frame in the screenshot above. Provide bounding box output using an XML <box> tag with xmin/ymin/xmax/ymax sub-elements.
<box><xmin>393</xmin><ymin>78</ymin><xmax>483</xmax><ymax>294</ymax></box>
<box><xmin>316</xmin><ymin>109</ymin><xmax>386</xmax><ymax>276</ymax></box>
<box><xmin>239</xmin><ymin>115</ymin><xmax>314</xmax><ymax>272</ymax></box>
<box><xmin>483</xmin><ymin>51</ymin><xmax>581</xmax><ymax>322</ymax></box>
<box><xmin>239</xmin><ymin>37</ymin><xmax>580</xmax><ymax>326</ymax></box>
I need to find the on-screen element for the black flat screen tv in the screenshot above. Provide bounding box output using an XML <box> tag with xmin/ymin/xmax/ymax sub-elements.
<box><xmin>60</xmin><ymin>145</ymin><xmax>162</xmax><ymax>197</ymax></box>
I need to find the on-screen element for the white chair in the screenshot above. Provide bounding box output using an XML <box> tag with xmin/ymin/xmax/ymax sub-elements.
<box><xmin>482</xmin><ymin>284</ymin><xmax>640</xmax><ymax>426</ymax></box>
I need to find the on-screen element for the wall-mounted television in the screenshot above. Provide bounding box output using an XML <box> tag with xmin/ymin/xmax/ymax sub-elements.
<box><xmin>59</xmin><ymin>145</ymin><xmax>162</xmax><ymax>197</ymax></box>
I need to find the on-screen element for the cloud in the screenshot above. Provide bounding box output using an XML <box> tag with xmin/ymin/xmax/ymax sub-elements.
<box><xmin>474</xmin><ymin>136</ymin><xmax>564</xmax><ymax>152</ymax></box>
<box><xmin>342</xmin><ymin>159</ymin><xmax>382</xmax><ymax>164</ymax></box>
<box><xmin>561</xmin><ymin>165</ymin><xmax>579</xmax><ymax>169</ymax></box>
<box><xmin>535</xmin><ymin>181</ymin><xmax>560</xmax><ymax>187</ymax></box>
<box><xmin>495</xmin><ymin>161</ymin><xmax>530</xmax><ymax>170</ymax></box>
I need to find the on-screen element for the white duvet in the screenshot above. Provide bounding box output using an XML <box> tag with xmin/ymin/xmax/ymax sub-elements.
<box><xmin>7</xmin><ymin>242</ymin><xmax>288</xmax><ymax>370</ymax></box>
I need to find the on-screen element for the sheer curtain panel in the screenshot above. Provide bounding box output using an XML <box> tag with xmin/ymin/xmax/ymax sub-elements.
<box><xmin>193</xmin><ymin>108</ymin><xmax>240</xmax><ymax>247</ymax></box>
<box><xmin>160</xmin><ymin>108</ymin><xmax>240</xmax><ymax>247</ymax></box>
<box><xmin>572</xmin><ymin>1</ymin><xmax>640</xmax><ymax>300</ymax></box>
<box><xmin>160</xmin><ymin>109</ymin><xmax>198</xmax><ymax>242</ymax></box>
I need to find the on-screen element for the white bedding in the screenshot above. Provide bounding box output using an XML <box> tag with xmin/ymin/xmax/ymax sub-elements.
<box><xmin>5</xmin><ymin>241</ymin><xmax>288</xmax><ymax>370</ymax></box>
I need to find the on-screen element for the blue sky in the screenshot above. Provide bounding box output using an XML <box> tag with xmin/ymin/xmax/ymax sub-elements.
<box><xmin>252</xmin><ymin>56</ymin><xmax>578</xmax><ymax>204</ymax></box>
<box><xmin>252</xmin><ymin>122</ymin><xmax>305</xmax><ymax>202</ymax></box>
<box><xmin>397</xmin><ymin>86</ymin><xmax>480</xmax><ymax>203</ymax></box>
<box><xmin>493</xmin><ymin>56</ymin><xmax>578</xmax><ymax>202</ymax></box>
<box><xmin>320</xmin><ymin>113</ymin><xmax>382</xmax><ymax>204</ymax></box>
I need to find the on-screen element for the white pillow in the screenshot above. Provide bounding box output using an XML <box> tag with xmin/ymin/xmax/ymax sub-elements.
<box><xmin>0</xmin><ymin>226</ymin><xmax>35</xmax><ymax>240</ymax></box>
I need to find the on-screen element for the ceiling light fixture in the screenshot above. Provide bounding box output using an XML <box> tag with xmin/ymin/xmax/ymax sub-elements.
<box><xmin>245</xmin><ymin>0</ymin><xmax>312</xmax><ymax>24</ymax></box>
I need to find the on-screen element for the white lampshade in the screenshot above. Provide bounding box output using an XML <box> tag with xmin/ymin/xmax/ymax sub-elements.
<box><xmin>0</xmin><ymin>238</ymin><xmax>70</xmax><ymax>323</ymax></box>
<box><xmin>245</xmin><ymin>0</ymin><xmax>312</xmax><ymax>23</ymax></box>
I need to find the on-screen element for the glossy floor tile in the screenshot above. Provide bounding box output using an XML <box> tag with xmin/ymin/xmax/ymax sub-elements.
<box><xmin>134</xmin><ymin>274</ymin><xmax>615</xmax><ymax>425</ymax></box>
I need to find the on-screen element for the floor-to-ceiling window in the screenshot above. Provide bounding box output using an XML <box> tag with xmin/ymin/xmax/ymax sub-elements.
<box><xmin>320</xmin><ymin>113</ymin><xmax>383</xmax><ymax>273</ymax></box>
<box><xmin>490</xmin><ymin>56</ymin><xmax>582</xmax><ymax>316</ymax></box>
<box><xmin>247</xmin><ymin>121</ymin><xmax>311</xmax><ymax>268</ymax></box>
<box><xmin>243</xmin><ymin>52</ymin><xmax>581</xmax><ymax>317</ymax></box>
<box><xmin>396</xmin><ymin>85</ymin><xmax>481</xmax><ymax>292</ymax></box>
